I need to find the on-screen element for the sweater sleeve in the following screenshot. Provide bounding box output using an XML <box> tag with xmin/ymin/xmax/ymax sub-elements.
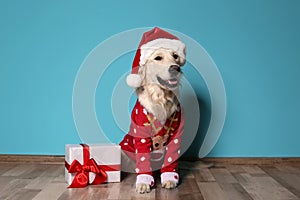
<box><xmin>161</xmin><ymin>112</ymin><xmax>184</xmax><ymax>173</ymax></box>
<box><xmin>130</xmin><ymin>104</ymin><xmax>153</xmax><ymax>176</ymax></box>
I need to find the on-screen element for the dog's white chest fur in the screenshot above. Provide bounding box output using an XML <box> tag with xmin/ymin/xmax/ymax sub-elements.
<box><xmin>137</xmin><ymin>84</ymin><xmax>179</xmax><ymax>124</ymax></box>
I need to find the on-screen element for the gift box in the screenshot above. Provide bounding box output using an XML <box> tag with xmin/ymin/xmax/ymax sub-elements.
<box><xmin>65</xmin><ymin>144</ymin><xmax>121</xmax><ymax>188</ymax></box>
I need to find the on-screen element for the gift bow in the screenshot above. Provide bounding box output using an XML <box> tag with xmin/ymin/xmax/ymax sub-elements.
<box><xmin>66</xmin><ymin>158</ymin><xmax>107</xmax><ymax>188</ymax></box>
<box><xmin>65</xmin><ymin>144</ymin><xmax>108</xmax><ymax>188</ymax></box>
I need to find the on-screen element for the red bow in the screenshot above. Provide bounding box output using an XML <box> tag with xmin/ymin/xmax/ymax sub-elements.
<box><xmin>65</xmin><ymin>144</ymin><xmax>107</xmax><ymax>188</ymax></box>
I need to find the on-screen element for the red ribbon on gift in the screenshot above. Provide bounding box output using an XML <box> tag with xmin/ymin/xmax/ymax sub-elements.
<box><xmin>65</xmin><ymin>144</ymin><xmax>120</xmax><ymax>188</ymax></box>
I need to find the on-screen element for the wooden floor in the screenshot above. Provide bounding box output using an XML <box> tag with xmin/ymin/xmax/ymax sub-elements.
<box><xmin>0</xmin><ymin>161</ymin><xmax>300</xmax><ymax>200</ymax></box>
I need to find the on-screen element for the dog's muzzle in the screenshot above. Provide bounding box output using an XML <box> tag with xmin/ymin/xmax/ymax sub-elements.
<box><xmin>157</xmin><ymin>76</ymin><xmax>179</xmax><ymax>89</ymax></box>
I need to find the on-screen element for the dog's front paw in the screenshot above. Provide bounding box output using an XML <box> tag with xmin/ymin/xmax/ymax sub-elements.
<box><xmin>136</xmin><ymin>183</ymin><xmax>151</xmax><ymax>194</ymax></box>
<box><xmin>136</xmin><ymin>174</ymin><xmax>154</xmax><ymax>194</ymax></box>
<box><xmin>161</xmin><ymin>172</ymin><xmax>179</xmax><ymax>189</ymax></box>
<box><xmin>162</xmin><ymin>180</ymin><xmax>177</xmax><ymax>189</ymax></box>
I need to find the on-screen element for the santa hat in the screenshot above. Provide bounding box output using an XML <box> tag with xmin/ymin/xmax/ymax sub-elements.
<box><xmin>126</xmin><ymin>27</ymin><xmax>186</xmax><ymax>88</ymax></box>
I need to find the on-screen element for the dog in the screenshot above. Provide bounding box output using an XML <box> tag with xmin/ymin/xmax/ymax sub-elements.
<box><xmin>136</xmin><ymin>48</ymin><xmax>185</xmax><ymax>123</ymax></box>
<box><xmin>120</xmin><ymin>27</ymin><xmax>186</xmax><ymax>193</ymax></box>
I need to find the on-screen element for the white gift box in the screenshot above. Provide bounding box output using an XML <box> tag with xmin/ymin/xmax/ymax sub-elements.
<box><xmin>65</xmin><ymin>144</ymin><xmax>121</xmax><ymax>186</ymax></box>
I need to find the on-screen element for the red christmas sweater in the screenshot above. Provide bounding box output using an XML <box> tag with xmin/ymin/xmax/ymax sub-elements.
<box><xmin>120</xmin><ymin>100</ymin><xmax>184</xmax><ymax>176</ymax></box>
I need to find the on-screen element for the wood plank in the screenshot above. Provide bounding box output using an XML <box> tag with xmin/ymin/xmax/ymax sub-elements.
<box><xmin>0</xmin><ymin>176</ymin><xmax>15</xmax><ymax>190</ymax></box>
<box><xmin>32</xmin><ymin>182</ymin><xmax>66</xmax><ymax>200</ymax></box>
<box><xmin>0</xmin><ymin>178</ymin><xmax>32</xmax><ymax>199</ymax></box>
<box><xmin>21</xmin><ymin>164</ymin><xmax>51</xmax><ymax>179</ymax></box>
<box><xmin>0</xmin><ymin>163</ymin><xmax>16</xmax><ymax>175</ymax></box>
<box><xmin>225</xmin><ymin>164</ymin><xmax>246</xmax><ymax>174</ymax></box>
<box><xmin>179</xmin><ymin>193</ymin><xmax>204</xmax><ymax>200</ymax></box>
<box><xmin>197</xmin><ymin>182</ymin><xmax>229</xmax><ymax>200</ymax></box>
<box><xmin>52</xmin><ymin>174</ymin><xmax>65</xmax><ymax>182</ymax></box>
<box><xmin>57</xmin><ymin>188</ymin><xmax>88</xmax><ymax>200</ymax></box>
<box><xmin>106</xmin><ymin>182</ymin><xmax>122</xmax><ymax>200</ymax></box>
<box><xmin>219</xmin><ymin>183</ymin><xmax>254</xmax><ymax>200</ymax></box>
<box><xmin>177</xmin><ymin>177</ymin><xmax>202</xmax><ymax>196</ymax></box>
<box><xmin>41</xmin><ymin>164</ymin><xmax>64</xmax><ymax>177</ymax></box>
<box><xmin>193</xmin><ymin>168</ymin><xmax>216</xmax><ymax>182</ymax></box>
<box><xmin>155</xmin><ymin>187</ymin><xmax>180</xmax><ymax>200</ymax></box>
<box><xmin>2</xmin><ymin>164</ymin><xmax>35</xmax><ymax>176</ymax></box>
<box><xmin>84</xmin><ymin>184</ymin><xmax>111</xmax><ymax>199</ymax></box>
<box><xmin>261</xmin><ymin>165</ymin><xmax>300</xmax><ymax>198</ymax></box>
<box><xmin>58</xmin><ymin>184</ymin><xmax>114</xmax><ymax>200</ymax></box>
<box><xmin>231</xmin><ymin>173</ymin><xmax>250</xmax><ymax>185</ymax></box>
<box><xmin>239</xmin><ymin>173</ymin><xmax>298</xmax><ymax>200</ymax></box>
<box><xmin>5</xmin><ymin>188</ymin><xmax>41</xmax><ymax>200</ymax></box>
<box><xmin>210</xmin><ymin>168</ymin><xmax>237</xmax><ymax>183</ymax></box>
<box><xmin>25</xmin><ymin>176</ymin><xmax>54</xmax><ymax>190</ymax></box>
<box><xmin>242</xmin><ymin>166</ymin><xmax>266</xmax><ymax>175</ymax></box>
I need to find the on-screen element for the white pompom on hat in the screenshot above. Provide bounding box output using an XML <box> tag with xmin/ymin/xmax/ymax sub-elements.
<box><xmin>126</xmin><ymin>27</ymin><xmax>186</xmax><ymax>88</ymax></box>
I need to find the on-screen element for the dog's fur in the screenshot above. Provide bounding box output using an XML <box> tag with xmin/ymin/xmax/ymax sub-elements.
<box><xmin>135</xmin><ymin>48</ymin><xmax>185</xmax><ymax>193</ymax></box>
<box><xmin>136</xmin><ymin>48</ymin><xmax>185</xmax><ymax>123</ymax></box>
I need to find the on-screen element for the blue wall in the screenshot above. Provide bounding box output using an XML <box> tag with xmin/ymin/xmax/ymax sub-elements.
<box><xmin>0</xmin><ymin>0</ymin><xmax>299</xmax><ymax>157</ymax></box>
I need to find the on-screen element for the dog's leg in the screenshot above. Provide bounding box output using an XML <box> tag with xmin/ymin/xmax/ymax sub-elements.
<box><xmin>136</xmin><ymin>183</ymin><xmax>151</xmax><ymax>193</ymax></box>
<box><xmin>161</xmin><ymin>172</ymin><xmax>179</xmax><ymax>189</ymax></box>
<box><xmin>136</xmin><ymin>174</ymin><xmax>154</xmax><ymax>194</ymax></box>
<box><xmin>162</xmin><ymin>180</ymin><xmax>177</xmax><ymax>189</ymax></box>
<box><xmin>122</xmin><ymin>151</ymin><xmax>153</xmax><ymax>193</ymax></box>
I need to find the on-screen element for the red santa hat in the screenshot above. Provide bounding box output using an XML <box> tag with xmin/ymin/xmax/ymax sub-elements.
<box><xmin>126</xmin><ymin>27</ymin><xmax>186</xmax><ymax>88</ymax></box>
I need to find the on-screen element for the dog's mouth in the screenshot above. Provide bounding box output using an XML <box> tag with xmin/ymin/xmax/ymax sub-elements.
<box><xmin>157</xmin><ymin>76</ymin><xmax>179</xmax><ymax>89</ymax></box>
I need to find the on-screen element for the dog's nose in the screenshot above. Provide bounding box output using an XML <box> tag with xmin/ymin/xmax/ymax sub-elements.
<box><xmin>169</xmin><ymin>65</ymin><xmax>181</xmax><ymax>75</ymax></box>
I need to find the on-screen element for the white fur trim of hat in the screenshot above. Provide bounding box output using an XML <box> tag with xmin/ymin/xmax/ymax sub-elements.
<box><xmin>126</xmin><ymin>73</ymin><xmax>142</xmax><ymax>88</ymax></box>
<box><xmin>139</xmin><ymin>38</ymin><xmax>186</xmax><ymax>66</ymax></box>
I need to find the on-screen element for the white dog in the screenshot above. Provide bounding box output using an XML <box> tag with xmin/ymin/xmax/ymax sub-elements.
<box><xmin>120</xmin><ymin>27</ymin><xmax>186</xmax><ymax>193</ymax></box>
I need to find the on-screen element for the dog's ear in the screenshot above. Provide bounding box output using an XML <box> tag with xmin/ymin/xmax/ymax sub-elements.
<box><xmin>180</xmin><ymin>58</ymin><xmax>186</xmax><ymax>66</ymax></box>
<box><xmin>126</xmin><ymin>73</ymin><xmax>142</xmax><ymax>88</ymax></box>
<box><xmin>179</xmin><ymin>47</ymin><xmax>186</xmax><ymax>66</ymax></box>
<box><xmin>136</xmin><ymin>86</ymin><xmax>144</xmax><ymax>95</ymax></box>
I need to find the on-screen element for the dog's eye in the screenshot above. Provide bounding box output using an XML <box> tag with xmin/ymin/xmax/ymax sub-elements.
<box><xmin>154</xmin><ymin>56</ymin><xmax>163</xmax><ymax>61</ymax></box>
<box><xmin>173</xmin><ymin>54</ymin><xmax>179</xmax><ymax>59</ymax></box>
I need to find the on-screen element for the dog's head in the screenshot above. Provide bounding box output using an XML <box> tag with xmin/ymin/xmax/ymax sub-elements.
<box><xmin>139</xmin><ymin>48</ymin><xmax>185</xmax><ymax>91</ymax></box>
